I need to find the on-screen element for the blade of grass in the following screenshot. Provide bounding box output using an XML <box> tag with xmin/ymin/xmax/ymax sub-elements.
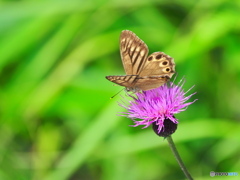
<box><xmin>43</xmin><ymin>98</ymin><xmax>122</xmax><ymax>180</ymax></box>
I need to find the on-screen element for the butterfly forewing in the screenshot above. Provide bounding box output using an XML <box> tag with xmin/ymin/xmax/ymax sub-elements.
<box><xmin>120</xmin><ymin>30</ymin><xmax>149</xmax><ymax>75</ymax></box>
<box><xmin>106</xmin><ymin>75</ymin><xmax>138</xmax><ymax>89</ymax></box>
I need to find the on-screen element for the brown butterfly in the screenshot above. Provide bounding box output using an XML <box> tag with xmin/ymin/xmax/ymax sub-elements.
<box><xmin>106</xmin><ymin>30</ymin><xmax>175</xmax><ymax>92</ymax></box>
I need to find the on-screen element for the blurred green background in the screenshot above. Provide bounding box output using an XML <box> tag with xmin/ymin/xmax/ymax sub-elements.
<box><xmin>0</xmin><ymin>0</ymin><xmax>239</xmax><ymax>180</ymax></box>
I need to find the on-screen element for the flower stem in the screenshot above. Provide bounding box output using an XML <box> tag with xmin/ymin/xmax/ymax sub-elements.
<box><xmin>166</xmin><ymin>136</ymin><xmax>193</xmax><ymax>180</ymax></box>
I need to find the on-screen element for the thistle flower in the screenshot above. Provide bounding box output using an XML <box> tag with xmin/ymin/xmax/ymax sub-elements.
<box><xmin>119</xmin><ymin>78</ymin><xmax>197</xmax><ymax>137</ymax></box>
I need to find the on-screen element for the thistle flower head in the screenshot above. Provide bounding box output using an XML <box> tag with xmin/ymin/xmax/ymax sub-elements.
<box><xmin>119</xmin><ymin>78</ymin><xmax>197</xmax><ymax>137</ymax></box>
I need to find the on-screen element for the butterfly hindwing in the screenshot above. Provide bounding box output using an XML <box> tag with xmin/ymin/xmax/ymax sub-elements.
<box><xmin>139</xmin><ymin>52</ymin><xmax>175</xmax><ymax>78</ymax></box>
<box><xmin>134</xmin><ymin>76</ymin><xmax>170</xmax><ymax>91</ymax></box>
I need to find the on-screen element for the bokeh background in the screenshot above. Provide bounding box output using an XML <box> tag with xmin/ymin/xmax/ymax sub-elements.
<box><xmin>0</xmin><ymin>0</ymin><xmax>239</xmax><ymax>180</ymax></box>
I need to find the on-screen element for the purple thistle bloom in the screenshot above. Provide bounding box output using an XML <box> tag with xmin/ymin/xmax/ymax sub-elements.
<box><xmin>119</xmin><ymin>78</ymin><xmax>197</xmax><ymax>137</ymax></box>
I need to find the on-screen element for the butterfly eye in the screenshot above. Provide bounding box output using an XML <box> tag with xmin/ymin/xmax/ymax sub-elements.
<box><xmin>156</xmin><ymin>54</ymin><xmax>163</xmax><ymax>59</ymax></box>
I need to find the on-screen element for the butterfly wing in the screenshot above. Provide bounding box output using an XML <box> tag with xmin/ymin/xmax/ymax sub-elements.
<box><xmin>133</xmin><ymin>76</ymin><xmax>170</xmax><ymax>91</ymax></box>
<box><xmin>106</xmin><ymin>75</ymin><xmax>138</xmax><ymax>89</ymax></box>
<box><xmin>139</xmin><ymin>52</ymin><xmax>175</xmax><ymax>77</ymax></box>
<box><xmin>134</xmin><ymin>52</ymin><xmax>176</xmax><ymax>91</ymax></box>
<box><xmin>120</xmin><ymin>30</ymin><xmax>149</xmax><ymax>75</ymax></box>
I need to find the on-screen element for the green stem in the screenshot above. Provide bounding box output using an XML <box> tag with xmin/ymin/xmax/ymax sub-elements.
<box><xmin>166</xmin><ymin>136</ymin><xmax>193</xmax><ymax>180</ymax></box>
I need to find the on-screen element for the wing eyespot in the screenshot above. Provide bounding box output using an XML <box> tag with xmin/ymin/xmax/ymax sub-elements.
<box><xmin>162</xmin><ymin>67</ymin><xmax>171</xmax><ymax>73</ymax></box>
<box><xmin>162</xmin><ymin>61</ymin><xmax>168</xmax><ymax>66</ymax></box>
<box><xmin>148</xmin><ymin>56</ymin><xmax>153</xmax><ymax>61</ymax></box>
<box><xmin>159</xmin><ymin>60</ymin><xmax>169</xmax><ymax>67</ymax></box>
<box><xmin>156</xmin><ymin>54</ymin><xmax>162</xmax><ymax>60</ymax></box>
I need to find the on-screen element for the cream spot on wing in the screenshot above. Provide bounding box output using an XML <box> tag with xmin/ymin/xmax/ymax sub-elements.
<box><xmin>136</xmin><ymin>47</ymin><xmax>140</xmax><ymax>51</ymax></box>
<box><xmin>140</xmin><ymin>50</ymin><xmax>145</xmax><ymax>56</ymax></box>
<box><xmin>130</xmin><ymin>46</ymin><xmax>135</xmax><ymax>51</ymax></box>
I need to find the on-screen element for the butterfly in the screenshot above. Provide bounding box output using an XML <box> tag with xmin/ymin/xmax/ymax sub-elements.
<box><xmin>106</xmin><ymin>30</ymin><xmax>175</xmax><ymax>92</ymax></box>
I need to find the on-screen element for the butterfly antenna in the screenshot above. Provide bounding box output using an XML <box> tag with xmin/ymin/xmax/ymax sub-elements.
<box><xmin>110</xmin><ymin>88</ymin><xmax>124</xmax><ymax>99</ymax></box>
